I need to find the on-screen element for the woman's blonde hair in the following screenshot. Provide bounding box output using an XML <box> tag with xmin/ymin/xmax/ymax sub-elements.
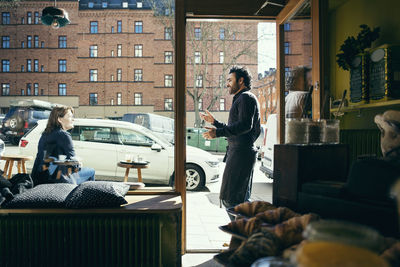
<box><xmin>44</xmin><ymin>106</ymin><xmax>74</xmax><ymax>134</ymax></box>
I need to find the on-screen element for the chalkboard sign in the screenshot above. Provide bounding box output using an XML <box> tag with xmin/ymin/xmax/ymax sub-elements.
<box><xmin>350</xmin><ymin>54</ymin><xmax>369</xmax><ymax>103</ymax></box>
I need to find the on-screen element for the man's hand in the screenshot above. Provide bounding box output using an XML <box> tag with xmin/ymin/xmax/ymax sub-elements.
<box><xmin>199</xmin><ymin>110</ymin><xmax>215</xmax><ymax>124</ymax></box>
<box><xmin>202</xmin><ymin>126</ymin><xmax>217</xmax><ymax>140</ymax></box>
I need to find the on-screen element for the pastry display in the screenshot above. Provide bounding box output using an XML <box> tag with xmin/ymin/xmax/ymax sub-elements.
<box><xmin>227</xmin><ymin>217</ymin><xmax>267</xmax><ymax>237</ymax></box>
<box><xmin>233</xmin><ymin>201</ymin><xmax>276</xmax><ymax>217</ymax></box>
<box><xmin>255</xmin><ymin>207</ymin><xmax>300</xmax><ymax>224</ymax></box>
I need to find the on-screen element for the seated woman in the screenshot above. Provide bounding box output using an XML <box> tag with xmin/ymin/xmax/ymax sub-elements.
<box><xmin>31</xmin><ymin>106</ymin><xmax>95</xmax><ymax>185</ymax></box>
<box><xmin>285</xmin><ymin>66</ymin><xmax>312</xmax><ymax>118</ymax></box>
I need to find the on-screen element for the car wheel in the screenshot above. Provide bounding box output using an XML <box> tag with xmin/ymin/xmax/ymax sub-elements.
<box><xmin>9</xmin><ymin>116</ymin><xmax>23</xmax><ymax>130</ymax></box>
<box><xmin>185</xmin><ymin>163</ymin><xmax>205</xmax><ymax>191</ymax></box>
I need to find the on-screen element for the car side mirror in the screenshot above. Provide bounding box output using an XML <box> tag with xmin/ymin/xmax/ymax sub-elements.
<box><xmin>151</xmin><ymin>143</ymin><xmax>162</xmax><ymax>152</ymax></box>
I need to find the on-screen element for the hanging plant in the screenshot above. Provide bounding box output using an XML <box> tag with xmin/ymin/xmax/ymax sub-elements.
<box><xmin>336</xmin><ymin>24</ymin><xmax>380</xmax><ymax>71</ymax></box>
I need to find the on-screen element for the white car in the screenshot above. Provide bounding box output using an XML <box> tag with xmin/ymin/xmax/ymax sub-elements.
<box><xmin>19</xmin><ymin>119</ymin><xmax>220</xmax><ymax>190</ymax></box>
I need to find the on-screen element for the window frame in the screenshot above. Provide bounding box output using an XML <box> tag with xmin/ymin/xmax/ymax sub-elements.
<box><xmin>134</xmin><ymin>69</ymin><xmax>143</xmax><ymax>81</ymax></box>
<box><xmin>58</xmin><ymin>59</ymin><xmax>67</xmax><ymax>72</ymax></box>
<box><xmin>89</xmin><ymin>93</ymin><xmax>98</xmax><ymax>105</ymax></box>
<box><xmin>164</xmin><ymin>74</ymin><xmax>173</xmax><ymax>87</ymax></box>
<box><xmin>89</xmin><ymin>45</ymin><xmax>98</xmax><ymax>57</ymax></box>
<box><xmin>2</xmin><ymin>83</ymin><xmax>10</xmax><ymax>96</ymax></box>
<box><xmin>164</xmin><ymin>98</ymin><xmax>173</xmax><ymax>111</ymax></box>
<box><xmin>90</xmin><ymin>21</ymin><xmax>98</xmax><ymax>34</ymax></box>
<box><xmin>58</xmin><ymin>83</ymin><xmax>67</xmax><ymax>96</ymax></box>
<box><xmin>89</xmin><ymin>69</ymin><xmax>98</xmax><ymax>82</ymax></box>
<box><xmin>58</xmin><ymin>36</ymin><xmax>67</xmax><ymax>48</ymax></box>
<box><xmin>164</xmin><ymin>51</ymin><xmax>173</xmax><ymax>64</ymax></box>
<box><xmin>134</xmin><ymin>92</ymin><xmax>142</xmax><ymax>105</ymax></box>
<box><xmin>134</xmin><ymin>44</ymin><xmax>143</xmax><ymax>57</ymax></box>
<box><xmin>135</xmin><ymin>21</ymin><xmax>143</xmax><ymax>33</ymax></box>
<box><xmin>2</xmin><ymin>36</ymin><xmax>10</xmax><ymax>48</ymax></box>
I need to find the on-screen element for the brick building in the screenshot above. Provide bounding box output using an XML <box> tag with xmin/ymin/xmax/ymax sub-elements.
<box><xmin>0</xmin><ymin>0</ymin><xmax>258</xmax><ymax>126</ymax></box>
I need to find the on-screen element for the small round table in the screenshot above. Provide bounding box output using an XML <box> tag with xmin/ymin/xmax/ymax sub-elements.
<box><xmin>1</xmin><ymin>155</ymin><xmax>34</xmax><ymax>179</ymax></box>
<box><xmin>46</xmin><ymin>159</ymin><xmax>80</xmax><ymax>179</ymax></box>
<box><xmin>117</xmin><ymin>162</ymin><xmax>149</xmax><ymax>183</ymax></box>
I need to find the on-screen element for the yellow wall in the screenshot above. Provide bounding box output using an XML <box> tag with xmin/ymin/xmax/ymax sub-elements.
<box><xmin>328</xmin><ymin>0</ymin><xmax>400</xmax><ymax>129</ymax></box>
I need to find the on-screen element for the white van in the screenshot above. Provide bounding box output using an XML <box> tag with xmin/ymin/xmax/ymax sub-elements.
<box><xmin>259</xmin><ymin>114</ymin><xmax>278</xmax><ymax>178</ymax></box>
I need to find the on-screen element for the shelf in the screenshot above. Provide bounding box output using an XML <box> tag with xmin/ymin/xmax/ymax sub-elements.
<box><xmin>330</xmin><ymin>99</ymin><xmax>400</xmax><ymax>113</ymax></box>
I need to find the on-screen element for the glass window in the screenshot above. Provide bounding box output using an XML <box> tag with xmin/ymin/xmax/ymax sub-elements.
<box><xmin>41</xmin><ymin>41</ymin><xmax>44</xmax><ymax>48</ymax></box>
<box><xmin>116</xmin><ymin>128</ymin><xmax>154</xmax><ymax>147</ymax></box>
<box><xmin>284</xmin><ymin>23</ymin><xmax>291</xmax><ymax>31</ymax></box>
<box><xmin>284</xmin><ymin>67</ymin><xmax>291</xmax><ymax>78</ymax></box>
<box><xmin>164</xmin><ymin>98</ymin><xmax>173</xmax><ymax>111</ymax></box>
<box><xmin>2</xmin><ymin>83</ymin><xmax>10</xmax><ymax>95</ymax></box>
<box><xmin>194</xmin><ymin>51</ymin><xmax>201</xmax><ymax>64</ymax></box>
<box><xmin>80</xmin><ymin>126</ymin><xmax>115</xmax><ymax>143</ymax></box>
<box><xmin>198</xmin><ymin>98</ymin><xmax>203</xmax><ymax>110</ymax></box>
<box><xmin>117</xmin><ymin>92</ymin><xmax>122</xmax><ymax>105</ymax></box>
<box><xmin>27</xmin><ymin>12</ymin><xmax>32</xmax><ymax>24</ymax></box>
<box><xmin>89</xmin><ymin>93</ymin><xmax>98</xmax><ymax>105</ymax></box>
<box><xmin>41</xmin><ymin>65</ymin><xmax>44</xmax><ymax>72</ymax></box>
<box><xmin>102</xmin><ymin>2</ymin><xmax>107</xmax><ymax>8</ymax></box>
<box><xmin>41</xmin><ymin>89</ymin><xmax>44</xmax><ymax>95</ymax></box>
<box><xmin>194</xmin><ymin>27</ymin><xmax>201</xmax><ymax>40</ymax></box>
<box><xmin>21</xmin><ymin>89</ymin><xmax>24</xmax><ymax>95</ymax></box>
<box><xmin>32</xmin><ymin>110</ymin><xmax>50</xmax><ymax>119</ymax></box>
<box><xmin>196</xmin><ymin>75</ymin><xmax>203</xmax><ymax>87</ymax></box>
<box><xmin>219</xmin><ymin>98</ymin><xmax>225</xmax><ymax>111</ymax></box>
<box><xmin>111</xmin><ymin>50</ymin><xmax>114</xmax><ymax>57</ymax></box>
<box><xmin>135</xmin><ymin>21</ymin><xmax>143</xmax><ymax>33</ymax></box>
<box><xmin>134</xmin><ymin>44</ymin><xmax>142</xmax><ymax>57</ymax></box>
<box><xmin>110</xmin><ymin>99</ymin><xmax>114</xmax><ymax>105</ymax></box>
<box><xmin>2</xmin><ymin>60</ymin><xmax>10</xmax><ymax>72</ymax></box>
<box><xmin>164</xmin><ymin>27</ymin><xmax>172</xmax><ymax>40</ymax></box>
<box><xmin>34</xmin><ymin>12</ymin><xmax>39</xmax><ymax>24</ymax></box>
<box><xmin>58</xmin><ymin>83</ymin><xmax>67</xmax><ymax>95</ymax></box>
<box><xmin>134</xmin><ymin>69</ymin><xmax>142</xmax><ymax>81</ymax></box>
<box><xmin>34</xmin><ymin>59</ymin><xmax>39</xmax><ymax>72</ymax></box>
<box><xmin>2</xmin><ymin>36</ymin><xmax>10</xmax><ymax>48</ymax></box>
<box><xmin>111</xmin><ymin>74</ymin><xmax>114</xmax><ymax>81</ymax></box>
<box><xmin>58</xmin><ymin>59</ymin><xmax>67</xmax><ymax>72</ymax></box>
<box><xmin>88</xmin><ymin>2</ymin><xmax>94</xmax><ymax>8</ymax></box>
<box><xmin>27</xmin><ymin>36</ymin><xmax>32</xmax><ymax>48</ymax></box>
<box><xmin>58</xmin><ymin>36</ymin><xmax>67</xmax><ymax>48</ymax></box>
<box><xmin>90</xmin><ymin>21</ymin><xmax>98</xmax><ymax>33</ymax></box>
<box><xmin>117</xmin><ymin>69</ymin><xmax>122</xmax><ymax>81</ymax></box>
<box><xmin>34</xmin><ymin>83</ymin><xmax>38</xmax><ymax>95</ymax></box>
<box><xmin>164</xmin><ymin>51</ymin><xmax>173</xmax><ymax>63</ymax></box>
<box><xmin>117</xmin><ymin>44</ymin><xmax>122</xmax><ymax>57</ymax></box>
<box><xmin>89</xmin><ymin>69</ymin><xmax>98</xmax><ymax>81</ymax></box>
<box><xmin>26</xmin><ymin>59</ymin><xmax>31</xmax><ymax>72</ymax></box>
<box><xmin>137</xmin><ymin>0</ymin><xmax>142</xmax><ymax>8</ymax></box>
<box><xmin>21</xmin><ymin>17</ymin><xmax>24</xmax><ymax>24</ymax></box>
<box><xmin>219</xmin><ymin>51</ymin><xmax>224</xmax><ymax>63</ymax></box>
<box><xmin>134</xmin><ymin>93</ymin><xmax>142</xmax><ymax>105</ymax></box>
<box><xmin>26</xmin><ymin>83</ymin><xmax>31</xmax><ymax>95</ymax></box>
<box><xmin>89</xmin><ymin>45</ymin><xmax>97</xmax><ymax>57</ymax></box>
<box><xmin>284</xmin><ymin>42</ymin><xmax>290</xmax><ymax>54</ymax></box>
<box><xmin>21</xmin><ymin>65</ymin><xmax>24</xmax><ymax>72</ymax></box>
<box><xmin>111</xmin><ymin>26</ymin><xmax>114</xmax><ymax>33</ymax></box>
<box><xmin>164</xmin><ymin>75</ymin><xmax>173</xmax><ymax>87</ymax></box>
<box><xmin>2</xmin><ymin>13</ymin><xmax>10</xmax><ymax>25</ymax></box>
<box><xmin>219</xmin><ymin>28</ymin><xmax>225</xmax><ymax>40</ymax></box>
<box><xmin>219</xmin><ymin>75</ymin><xmax>224</xmax><ymax>87</ymax></box>
<box><xmin>34</xmin><ymin>35</ymin><xmax>39</xmax><ymax>48</ymax></box>
<box><xmin>117</xmin><ymin>20</ymin><xmax>122</xmax><ymax>33</ymax></box>
<box><xmin>21</xmin><ymin>41</ymin><xmax>24</xmax><ymax>48</ymax></box>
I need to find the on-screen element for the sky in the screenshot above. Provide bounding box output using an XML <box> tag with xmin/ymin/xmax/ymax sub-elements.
<box><xmin>258</xmin><ymin>22</ymin><xmax>276</xmax><ymax>76</ymax></box>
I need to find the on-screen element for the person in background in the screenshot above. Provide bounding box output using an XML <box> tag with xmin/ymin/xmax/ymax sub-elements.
<box><xmin>31</xmin><ymin>106</ymin><xmax>95</xmax><ymax>185</ymax></box>
<box><xmin>200</xmin><ymin>66</ymin><xmax>261</xmax><ymax>220</ymax></box>
<box><xmin>285</xmin><ymin>66</ymin><xmax>312</xmax><ymax>118</ymax></box>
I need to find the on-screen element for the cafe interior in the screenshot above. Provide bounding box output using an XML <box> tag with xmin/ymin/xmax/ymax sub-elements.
<box><xmin>1</xmin><ymin>0</ymin><xmax>400</xmax><ymax>266</ymax></box>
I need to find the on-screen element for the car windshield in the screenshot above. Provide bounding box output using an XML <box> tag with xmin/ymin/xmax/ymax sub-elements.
<box><xmin>32</xmin><ymin>110</ymin><xmax>51</xmax><ymax>120</ymax></box>
<box><xmin>139</xmin><ymin>126</ymin><xmax>173</xmax><ymax>147</ymax></box>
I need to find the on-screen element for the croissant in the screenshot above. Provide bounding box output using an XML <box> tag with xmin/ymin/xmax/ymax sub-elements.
<box><xmin>227</xmin><ymin>217</ymin><xmax>265</xmax><ymax>237</ymax></box>
<box><xmin>381</xmin><ymin>241</ymin><xmax>400</xmax><ymax>267</ymax></box>
<box><xmin>256</xmin><ymin>207</ymin><xmax>300</xmax><ymax>224</ymax></box>
<box><xmin>233</xmin><ymin>201</ymin><xmax>276</xmax><ymax>217</ymax></box>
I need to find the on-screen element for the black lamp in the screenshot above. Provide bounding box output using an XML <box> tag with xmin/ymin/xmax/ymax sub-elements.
<box><xmin>41</xmin><ymin>5</ymin><xmax>70</xmax><ymax>29</ymax></box>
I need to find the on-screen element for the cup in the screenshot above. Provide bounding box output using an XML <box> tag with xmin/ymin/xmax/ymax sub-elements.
<box><xmin>324</xmin><ymin>119</ymin><xmax>340</xmax><ymax>144</ymax></box>
<box><xmin>285</xmin><ymin>118</ymin><xmax>308</xmax><ymax>144</ymax></box>
<box><xmin>136</xmin><ymin>155</ymin><xmax>143</xmax><ymax>162</ymax></box>
<box><xmin>125</xmin><ymin>154</ymin><xmax>132</xmax><ymax>162</ymax></box>
<box><xmin>307</xmin><ymin>119</ymin><xmax>325</xmax><ymax>144</ymax></box>
<box><xmin>59</xmin><ymin>155</ymin><xmax>67</xmax><ymax>161</ymax></box>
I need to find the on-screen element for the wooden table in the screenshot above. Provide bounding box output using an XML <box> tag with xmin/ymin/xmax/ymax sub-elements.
<box><xmin>49</xmin><ymin>159</ymin><xmax>80</xmax><ymax>179</ymax></box>
<box><xmin>1</xmin><ymin>155</ymin><xmax>33</xmax><ymax>179</ymax></box>
<box><xmin>117</xmin><ymin>162</ymin><xmax>149</xmax><ymax>183</ymax></box>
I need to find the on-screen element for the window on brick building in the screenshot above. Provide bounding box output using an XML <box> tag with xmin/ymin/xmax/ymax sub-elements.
<box><xmin>164</xmin><ymin>51</ymin><xmax>173</xmax><ymax>63</ymax></box>
<box><xmin>58</xmin><ymin>59</ymin><xmax>67</xmax><ymax>72</ymax></box>
<box><xmin>117</xmin><ymin>93</ymin><xmax>122</xmax><ymax>105</ymax></box>
<box><xmin>117</xmin><ymin>20</ymin><xmax>122</xmax><ymax>33</ymax></box>
<box><xmin>89</xmin><ymin>69</ymin><xmax>98</xmax><ymax>81</ymax></box>
<box><xmin>26</xmin><ymin>83</ymin><xmax>31</xmax><ymax>95</ymax></box>
<box><xmin>117</xmin><ymin>44</ymin><xmax>122</xmax><ymax>57</ymax></box>
<box><xmin>137</xmin><ymin>0</ymin><xmax>142</xmax><ymax>8</ymax></box>
<box><xmin>111</xmin><ymin>26</ymin><xmax>114</xmax><ymax>33</ymax></box>
<box><xmin>90</xmin><ymin>45</ymin><xmax>97</xmax><ymax>57</ymax></box>
<box><xmin>110</xmin><ymin>99</ymin><xmax>114</xmax><ymax>105</ymax></box>
<box><xmin>284</xmin><ymin>23</ymin><xmax>291</xmax><ymax>31</ymax></box>
<box><xmin>111</xmin><ymin>74</ymin><xmax>114</xmax><ymax>81</ymax></box>
<box><xmin>21</xmin><ymin>41</ymin><xmax>24</xmax><ymax>48</ymax></box>
<box><xmin>27</xmin><ymin>12</ymin><xmax>32</xmax><ymax>24</ymax></box>
<box><xmin>90</xmin><ymin>21</ymin><xmax>98</xmax><ymax>33</ymax></box>
<box><xmin>135</xmin><ymin>21</ymin><xmax>143</xmax><ymax>33</ymax></box>
<box><xmin>2</xmin><ymin>13</ymin><xmax>10</xmax><ymax>25</ymax></box>
<box><xmin>219</xmin><ymin>51</ymin><xmax>224</xmax><ymax>63</ymax></box>
<box><xmin>219</xmin><ymin>28</ymin><xmax>225</xmax><ymax>40</ymax></box>
<box><xmin>219</xmin><ymin>75</ymin><xmax>224</xmax><ymax>88</ymax></box>
<box><xmin>134</xmin><ymin>93</ymin><xmax>142</xmax><ymax>105</ymax></box>
<box><xmin>111</xmin><ymin>50</ymin><xmax>114</xmax><ymax>57</ymax></box>
<box><xmin>219</xmin><ymin>98</ymin><xmax>225</xmax><ymax>111</ymax></box>
<box><xmin>117</xmin><ymin>69</ymin><xmax>122</xmax><ymax>81</ymax></box>
<box><xmin>21</xmin><ymin>65</ymin><xmax>24</xmax><ymax>72</ymax></box>
<box><xmin>194</xmin><ymin>27</ymin><xmax>201</xmax><ymax>40</ymax></box>
<box><xmin>58</xmin><ymin>83</ymin><xmax>67</xmax><ymax>95</ymax></box>
<box><xmin>284</xmin><ymin>42</ymin><xmax>290</xmax><ymax>54</ymax></box>
<box><xmin>2</xmin><ymin>83</ymin><xmax>10</xmax><ymax>95</ymax></box>
<box><xmin>41</xmin><ymin>41</ymin><xmax>44</xmax><ymax>48</ymax></box>
<box><xmin>164</xmin><ymin>75</ymin><xmax>173</xmax><ymax>87</ymax></box>
<box><xmin>34</xmin><ymin>35</ymin><xmax>39</xmax><ymax>48</ymax></box>
<box><xmin>27</xmin><ymin>59</ymin><xmax>31</xmax><ymax>72</ymax></box>
<box><xmin>284</xmin><ymin>67</ymin><xmax>291</xmax><ymax>78</ymax></box>
<box><xmin>88</xmin><ymin>2</ymin><xmax>94</xmax><ymax>8</ymax></box>
<box><xmin>27</xmin><ymin>36</ymin><xmax>32</xmax><ymax>48</ymax></box>
<box><xmin>34</xmin><ymin>59</ymin><xmax>39</xmax><ymax>72</ymax></box>
<box><xmin>198</xmin><ymin>98</ymin><xmax>203</xmax><ymax>110</ymax></box>
<box><xmin>21</xmin><ymin>89</ymin><xmax>25</xmax><ymax>95</ymax></box>
<box><xmin>89</xmin><ymin>93</ymin><xmax>98</xmax><ymax>105</ymax></box>
<box><xmin>34</xmin><ymin>83</ymin><xmax>39</xmax><ymax>95</ymax></box>
<box><xmin>164</xmin><ymin>27</ymin><xmax>172</xmax><ymax>40</ymax></box>
<box><xmin>164</xmin><ymin>98</ymin><xmax>173</xmax><ymax>111</ymax></box>
<box><xmin>34</xmin><ymin>12</ymin><xmax>39</xmax><ymax>24</ymax></box>
<box><xmin>134</xmin><ymin>69</ymin><xmax>143</xmax><ymax>81</ymax></box>
<box><xmin>21</xmin><ymin>17</ymin><xmax>24</xmax><ymax>24</ymax></box>
<box><xmin>196</xmin><ymin>75</ymin><xmax>203</xmax><ymax>87</ymax></box>
<box><xmin>134</xmin><ymin>44</ymin><xmax>142</xmax><ymax>57</ymax></box>
<box><xmin>58</xmin><ymin>36</ymin><xmax>67</xmax><ymax>48</ymax></box>
<box><xmin>41</xmin><ymin>89</ymin><xmax>44</xmax><ymax>95</ymax></box>
<box><xmin>194</xmin><ymin>51</ymin><xmax>201</xmax><ymax>64</ymax></box>
<box><xmin>102</xmin><ymin>2</ymin><xmax>107</xmax><ymax>8</ymax></box>
<box><xmin>2</xmin><ymin>36</ymin><xmax>9</xmax><ymax>48</ymax></box>
<box><xmin>41</xmin><ymin>65</ymin><xmax>44</xmax><ymax>72</ymax></box>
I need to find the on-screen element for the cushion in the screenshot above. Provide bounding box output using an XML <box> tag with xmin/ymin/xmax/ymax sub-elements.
<box><xmin>0</xmin><ymin>175</ymin><xmax>12</xmax><ymax>188</ymax></box>
<box><xmin>65</xmin><ymin>181</ymin><xmax>129</xmax><ymax>208</ymax></box>
<box><xmin>3</xmin><ymin>183</ymin><xmax>77</xmax><ymax>208</ymax></box>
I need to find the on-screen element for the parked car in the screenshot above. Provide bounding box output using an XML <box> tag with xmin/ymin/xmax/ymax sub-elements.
<box><xmin>254</xmin><ymin>124</ymin><xmax>267</xmax><ymax>160</ymax></box>
<box><xmin>122</xmin><ymin>113</ymin><xmax>174</xmax><ymax>144</ymax></box>
<box><xmin>259</xmin><ymin>114</ymin><xmax>278</xmax><ymax>179</ymax></box>
<box><xmin>19</xmin><ymin>119</ymin><xmax>220</xmax><ymax>191</ymax></box>
<box><xmin>1</xmin><ymin>100</ymin><xmax>53</xmax><ymax>145</ymax></box>
<box><xmin>0</xmin><ymin>139</ymin><xmax>5</xmax><ymax>156</ymax></box>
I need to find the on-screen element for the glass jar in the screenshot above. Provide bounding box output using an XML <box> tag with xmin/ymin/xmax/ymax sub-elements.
<box><xmin>285</xmin><ymin>119</ymin><xmax>308</xmax><ymax>144</ymax></box>
<box><xmin>307</xmin><ymin>120</ymin><xmax>325</xmax><ymax>144</ymax></box>
<box><xmin>323</xmin><ymin>119</ymin><xmax>340</xmax><ymax>144</ymax></box>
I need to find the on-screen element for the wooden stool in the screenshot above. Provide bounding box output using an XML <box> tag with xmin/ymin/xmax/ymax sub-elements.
<box><xmin>1</xmin><ymin>155</ymin><xmax>34</xmax><ymax>179</ymax></box>
<box><xmin>117</xmin><ymin>162</ymin><xmax>149</xmax><ymax>183</ymax></box>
